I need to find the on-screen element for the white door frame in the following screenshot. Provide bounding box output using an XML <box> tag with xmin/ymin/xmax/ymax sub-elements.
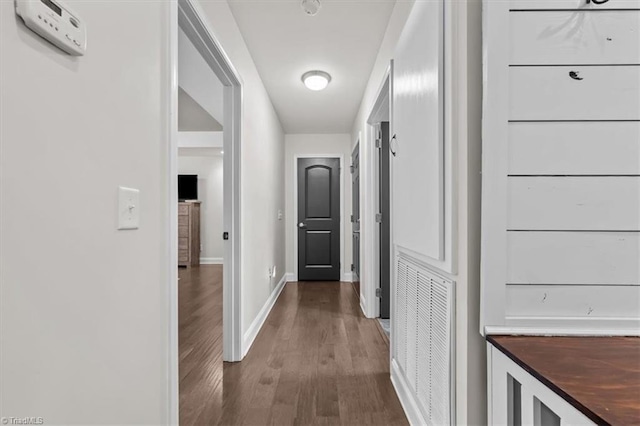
<box><xmin>293</xmin><ymin>154</ymin><xmax>345</xmax><ymax>282</ymax></box>
<box><xmin>360</xmin><ymin>64</ymin><xmax>392</xmax><ymax>319</ymax></box>
<box><xmin>168</xmin><ymin>0</ymin><xmax>243</xmax><ymax>422</ymax></box>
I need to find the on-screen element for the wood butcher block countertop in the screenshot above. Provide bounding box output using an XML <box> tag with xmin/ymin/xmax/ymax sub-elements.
<box><xmin>488</xmin><ymin>336</ymin><xmax>640</xmax><ymax>426</ymax></box>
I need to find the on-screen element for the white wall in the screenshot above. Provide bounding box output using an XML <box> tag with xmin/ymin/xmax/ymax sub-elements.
<box><xmin>195</xmin><ymin>1</ymin><xmax>287</xmax><ymax>340</ymax></box>
<box><xmin>349</xmin><ymin>0</ymin><xmax>486</xmax><ymax>424</ymax></box>
<box><xmin>350</xmin><ymin>1</ymin><xmax>414</xmax><ymax>315</ymax></box>
<box><xmin>178</xmin><ymin>153</ymin><xmax>224</xmax><ymax>262</ymax></box>
<box><xmin>284</xmin><ymin>134</ymin><xmax>353</xmax><ymax>281</ymax></box>
<box><xmin>178</xmin><ymin>131</ymin><xmax>223</xmax><ymax>148</ymax></box>
<box><xmin>351</xmin><ymin>1</ymin><xmax>415</xmax><ymax>150</ymax></box>
<box><xmin>1</xmin><ymin>0</ymin><xmax>288</xmax><ymax>422</ymax></box>
<box><xmin>0</xmin><ymin>1</ymin><xmax>170</xmax><ymax>424</ymax></box>
<box><xmin>179</xmin><ymin>26</ymin><xmax>224</xmax><ymax>125</ymax></box>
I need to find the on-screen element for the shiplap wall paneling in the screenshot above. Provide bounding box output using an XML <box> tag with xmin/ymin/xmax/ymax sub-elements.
<box><xmin>506</xmin><ymin>285</ymin><xmax>640</xmax><ymax>319</ymax></box>
<box><xmin>508</xmin><ymin>122</ymin><xmax>640</xmax><ymax>175</ymax></box>
<box><xmin>482</xmin><ymin>0</ymin><xmax>640</xmax><ymax>333</ymax></box>
<box><xmin>509</xmin><ymin>11</ymin><xmax>640</xmax><ymax>65</ymax></box>
<box><xmin>509</xmin><ymin>66</ymin><xmax>640</xmax><ymax>121</ymax></box>
<box><xmin>510</xmin><ymin>0</ymin><xmax>640</xmax><ymax>10</ymax></box>
<box><xmin>507</xmin><ymin>232</ymin><xmax>640</xmax><ymax>285</ymax></box>
<box><xmin>392</xmin><ymin>0</ymin><xmax>444</xmax><ymax>260</ymax></box>
<box><xmin>507</xmin><ymin>177</ymin><xmax>640</xmax><ymax>231</ymax></box>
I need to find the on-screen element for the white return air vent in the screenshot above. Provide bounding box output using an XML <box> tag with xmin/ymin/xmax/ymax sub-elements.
<box><xmin>394</xmin><ymin>252</ymin><xmax>454</xmax><ymax>425</ymax></box>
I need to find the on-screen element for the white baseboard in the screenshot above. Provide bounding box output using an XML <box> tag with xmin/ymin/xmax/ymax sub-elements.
<box><xmin>242</xmin><ymin>274</ymin><xmax>288</xmax><ymax>357</ymax></box>
<box><xmin>359</xmin><ymin>294</ymin><xmax>367</xmax><ymax>317</ymax></box>
<box><xmin>342</xmin><ymin>272</ymin><xmax>353</xmax><ymax>282</ymax></box>
<box><xmin>391</xmin><ymin>358</ymin><xmax>427</xmax><ymax>426</ymax></box>
<box><xmin>285</xmin><ymin>272</ymin><xmax>296</xmax><ymax>282</ymax></box>
<box><xmin>200</xmin><ymin>257</ymin><xmax>223</xmax><ymax>265</ymax></box>
<box><xmin>485</xmin><ymin>324</ymin><xmax>640</xmax><ymax>337</ymax></box>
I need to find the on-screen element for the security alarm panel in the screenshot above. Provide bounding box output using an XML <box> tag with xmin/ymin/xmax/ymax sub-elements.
<box><xmin>16</xmin><ymin>0</ymin><xmax>86</xmax><ymax>56</ymax></box>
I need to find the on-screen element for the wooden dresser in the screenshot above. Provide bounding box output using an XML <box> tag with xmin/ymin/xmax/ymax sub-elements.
<box><xmin>178</xmin><ymin>201</ymin><xmax>201</xmax><ymax>267</ymax></box>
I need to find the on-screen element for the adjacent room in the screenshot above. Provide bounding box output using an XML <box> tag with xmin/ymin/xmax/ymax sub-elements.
<box><xmin>177</xmin><ymin>24</ymin><xmax>226</xmax><ymax>425</ymax></box>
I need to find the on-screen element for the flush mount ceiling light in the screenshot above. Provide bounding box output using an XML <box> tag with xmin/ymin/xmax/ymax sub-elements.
<box><xmin>302</xmin><ymin>70</ymin><xmax>331</xmax><ymax>91</ymax></box>
<box><xmin>301</xmin><ymin>0</ymin><xmax>321</xmax><ymax>16</ymax></box>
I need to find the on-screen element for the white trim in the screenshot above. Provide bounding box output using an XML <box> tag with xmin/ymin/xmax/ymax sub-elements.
<box><xmin>342</xmin><ymin>272</ymin><xmax>354</xmax><ymax>282</ymax></box>
<box><xmin>176</xmin><ymin>0</ymin><xmax>244</xmax><ymax>364</ymax></box>
<box><xmin>391</xmin><ymin>359</ymin><xmax>428</xmax><ymax>426</ymax></box>
<box><xmin>168</xmin><ymin>1</ymin><xmax>244</xmax><ymax>419</ymax></box>
<box><xmin>242</xmin><ymin>274</ymin><xmax>288</xmax><ymax>357</ymax></box>
<box><xmin>352</xmin><ymin>108</ymin><xmax>398</xmax><ymax>318</ymax></box>
<box><xmin>486</xmin><ymin>343</ymin><xmax>494</xmax><ymax>426</ymax></box>
<box><xmin>200</xmin><ymin>257</ymin><xmax>223</xmax><ymax>265</ymax></box>
<box><xmin>367</xmin><ymin>68</ymin><xmax>391</xmax><ymax>125</ymax></box>
<box><xmin>363</xmin><ymin>67</ymin><xmax>392</xmax><ymax>320</ymax></box>
<box><xmin>479</xmin><ymin>0</ymin><xmax>514</xmax><ymax>336</ymax></box>
<box><xmin>485</xmin><ymin>325</ymin><xmax>640</xmax><ymax>337</ymax></box>
<box><xmin>166</xmin><ymin>2</ymin><xmax>179</xmax><ymax>424</ymax></box>
<box><xmin>285</xmin><ymin>272</ymin><xmax>296</xmax><ymax>283</ymax></box>
<box><xmin>293</xmin><ymin>154</ymin><xmax>345</xmax><ymax>283</ymax></box>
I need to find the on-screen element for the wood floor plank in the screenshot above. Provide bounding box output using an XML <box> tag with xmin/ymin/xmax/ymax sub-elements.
<box><xmin>180</xmin><ymin>270</ymin><xmax>408</xmax><ymax>425</ymax></box>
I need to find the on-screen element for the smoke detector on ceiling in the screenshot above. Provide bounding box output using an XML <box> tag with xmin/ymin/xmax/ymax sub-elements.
<box><xmin>301</xmin><ymin>0</ymin><xmax>321</xmax><ymax>16</ymax></box>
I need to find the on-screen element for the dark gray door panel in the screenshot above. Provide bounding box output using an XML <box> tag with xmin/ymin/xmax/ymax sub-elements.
<box><xmin>380</xmin><ymin>122</ymin><xmax>391</xmax><ymax>319</ymax></box>
<box><xmin>352</xmin><ymin>144</ymin><xmax>360</xmax><ymax>295</ymax></box>
<box><xmin>298</xmin><ymin>158</ymin><xmax>341</xmax><ymax>281</ymax></box>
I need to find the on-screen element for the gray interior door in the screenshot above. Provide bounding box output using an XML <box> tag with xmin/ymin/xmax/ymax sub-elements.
<box><xmin>351</xmin><ymin>145</ymin><xmax>360</xmax><ymax>296</ymax></box>
<box><xmin>379</xmin><ymin>122</ymin><xmax>391</xmax><ymax>318</ymax></box>
<box><xmin>298</xmin><ymin>157</ymin><xmax>341</xmax><ymax>281</ymax></box>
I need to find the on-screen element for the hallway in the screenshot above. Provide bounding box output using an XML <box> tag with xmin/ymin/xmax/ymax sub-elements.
<box><xmin>180</xmin><ymin>267</ymin><xmax>407</xmax><ymax>425</ymax></box>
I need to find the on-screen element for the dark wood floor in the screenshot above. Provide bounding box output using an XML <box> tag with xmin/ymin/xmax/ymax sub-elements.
<box><xmin>179</xmin><ymin>266</ymin><xmax>408</xmax><ymax>426</ymax></box>
<box><xmin>179</xmin><ymin>265</ymin><xmax>224</xmax><ymax>425</ymax></box>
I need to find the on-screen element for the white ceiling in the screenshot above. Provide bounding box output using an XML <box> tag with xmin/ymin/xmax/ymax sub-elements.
<box><xmin>228</xmin><ymin>0</ymin><xmax>396</xmax><ymax>134</ymax></box>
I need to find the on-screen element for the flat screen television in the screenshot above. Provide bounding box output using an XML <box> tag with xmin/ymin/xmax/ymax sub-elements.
<box><xmin>178</xmin><ymin>174</ymin><xmax>198</xmax><ymax>201</ymax></box>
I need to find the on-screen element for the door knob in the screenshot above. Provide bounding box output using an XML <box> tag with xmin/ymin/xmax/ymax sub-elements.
<box><xmin>298</xmin><ymin>222</ymin><xmax>307</xmax><ymax>229</ymax></box>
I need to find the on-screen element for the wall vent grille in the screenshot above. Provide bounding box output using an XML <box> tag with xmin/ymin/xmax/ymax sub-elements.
<box><xmin>394</xmin><ymin>252</ymin><xmax>454</xmax><ymax>425</ymax></box>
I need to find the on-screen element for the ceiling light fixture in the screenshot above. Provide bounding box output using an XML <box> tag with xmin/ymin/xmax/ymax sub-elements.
<box><xmin>301</xmin><ymin>0</ymin><xmax>321</xmax><ymax>16</ymax></box>
<box><xmin>302</xmin><ymin>70</ymin><xmax>331</xmax><ymax>91</ymax></box>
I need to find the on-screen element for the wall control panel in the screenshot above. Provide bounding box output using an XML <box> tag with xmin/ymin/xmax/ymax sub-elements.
<box><xmin>15</xmin><ymin>0</ymin><xmax>86</xmax><ymax>56</ymax></box>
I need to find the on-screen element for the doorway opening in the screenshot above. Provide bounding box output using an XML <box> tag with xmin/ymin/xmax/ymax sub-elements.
<box><xmin>367</xmin><ymin>66</ymin><xmax>392</xmax><ymax>338</ymax></box>
<box><xmin>169</xmin><ymin>0</ymin><xmax>243</xmax><ymax>422</ymax></box>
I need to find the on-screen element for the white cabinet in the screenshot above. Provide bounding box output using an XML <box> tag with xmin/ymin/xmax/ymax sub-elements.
<box><xmin>487</xmin><ymin>343</ymin><xmax>595</xmax><ymax>426</ymax></box>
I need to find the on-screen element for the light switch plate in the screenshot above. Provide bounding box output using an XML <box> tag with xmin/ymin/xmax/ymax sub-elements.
<box><xmin>118</xmin><ymin>186</ymin><xmax>140</xmax><ymax>230</ymax></box>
